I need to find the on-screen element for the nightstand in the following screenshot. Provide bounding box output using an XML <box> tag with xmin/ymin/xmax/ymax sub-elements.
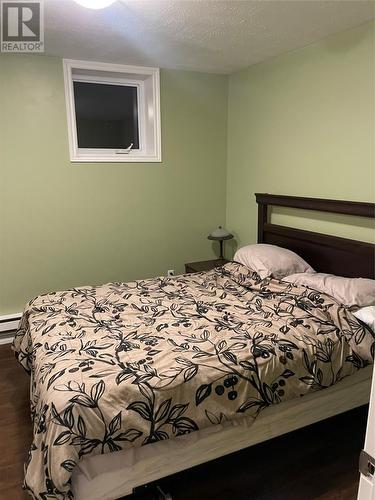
<box><xmin>185</xmin><ymin>258</ymin><xmax>229</xmax><ymax>274</ymax></box>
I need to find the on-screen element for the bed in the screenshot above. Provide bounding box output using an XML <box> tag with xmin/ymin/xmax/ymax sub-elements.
<box><xmin>13</xmin><ymin>194</ymin><xmax>375</xmax><ymax>500</ymax></box>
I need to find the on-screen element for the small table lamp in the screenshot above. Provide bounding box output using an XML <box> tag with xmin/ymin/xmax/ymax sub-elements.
<box><xmin>208</xmin><ymin>226</ymin><xmax>233</xmax><ymax>259</ymax></box>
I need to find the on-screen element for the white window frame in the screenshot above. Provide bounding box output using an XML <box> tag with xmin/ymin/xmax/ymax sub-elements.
<box><xmin>63</xmin><ymin>59</ymin><xmax>161</xmax><ymax>163</ymax></box>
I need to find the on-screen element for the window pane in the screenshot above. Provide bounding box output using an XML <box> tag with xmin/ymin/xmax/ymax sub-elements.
<box><xmin>73</xmin><ymin>82</ymin><xmax>140</xmax><ymax>149</ymax></box>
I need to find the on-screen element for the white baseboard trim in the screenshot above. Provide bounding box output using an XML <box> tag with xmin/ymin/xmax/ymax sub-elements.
<box><xmin>0</xmin><ymin>333</ymin><xmax>15</xmax><ymax>345</ymax></box>
<box><xmin>0</xmin><ymin>313</ymin><xmax>22</xmax><ymax>332</ymax></box>
<box><xmin>0</xmin><ymin>314</ymin><xmax>22</xmax><ymax>344</ymax></box>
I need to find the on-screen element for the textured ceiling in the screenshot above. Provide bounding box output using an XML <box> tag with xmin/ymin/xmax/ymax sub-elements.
<box><xmin>44</xmin><ymin>0</ymin><xmax>375</xmax><ymax>74</ymax></box>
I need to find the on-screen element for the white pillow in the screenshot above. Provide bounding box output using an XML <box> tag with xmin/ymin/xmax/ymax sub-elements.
<box><xmin>353</xmin><ymin>306</ymin><xmax>375</xmax><ymax>332</ymax></box>
<box><xmin>284</xmin><ymin>273</ymin><xmax>375</xmax><ymax>308</ymax></box>
<box><xmin>234</xmin><ymin>244</ymin><xmax>314</xmax><ymax>280</ymax></box>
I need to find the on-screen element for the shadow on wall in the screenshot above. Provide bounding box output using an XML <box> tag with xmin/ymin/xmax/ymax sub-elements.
<box><xmin>322</xmin><ymin>22</ymin><xmax>374</xmax><ymax>54</ymax></box>
<box><xmin>224</xmin><ymin>237</ymin><xmax>239</xmax><ymax>260</ymax></box>
<box><xmin>209</xmin><ymin>238</ymin><xmax>239</xmax><ymax>260</ymax></box>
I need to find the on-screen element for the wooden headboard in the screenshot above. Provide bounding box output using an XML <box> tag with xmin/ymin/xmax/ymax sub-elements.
<box><xmin>255</xmin><ymin>193</ymin><xmax>375</xmax><ymax>279</ymax></box>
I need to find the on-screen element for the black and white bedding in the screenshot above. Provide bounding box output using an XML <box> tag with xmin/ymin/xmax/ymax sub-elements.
<box><xmin>13</xmin><ymin>262</ymin><xmax>374</xmax><ymax>499</ymax></box>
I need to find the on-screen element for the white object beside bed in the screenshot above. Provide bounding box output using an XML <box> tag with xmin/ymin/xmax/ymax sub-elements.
<box><xmin>73</xmin><ymin>366</ymin><xmax>372</xmax><ymax>500</ymax></box>
<box><xmin>354</xmin><ymin>307</ymin><xmax>375</xmax><ymax>333</ymax></box>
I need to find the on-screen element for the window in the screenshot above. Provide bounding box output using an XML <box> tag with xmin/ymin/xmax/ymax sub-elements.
<box><xmin>63</xmin><ymin>59</ymin><xmax>161</xmax><ymax>162</ymax></box>
<box><xmin>73</xmin><ymin>82</ymin><xmax>140</xmax><ymax>150</ymax></box>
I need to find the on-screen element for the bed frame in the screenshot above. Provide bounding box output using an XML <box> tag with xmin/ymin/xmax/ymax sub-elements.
<box><xmin>255</xmin><ymin>193</ymin><xmax>375</xmax><ymax>279</ymax></box>
<box><xmin>74</xmin><ymin>194</ymin><xmax>375</xmax><ymax>499</ymax></box>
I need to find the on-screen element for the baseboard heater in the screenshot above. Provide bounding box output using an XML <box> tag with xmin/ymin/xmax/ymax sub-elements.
<box><xmin>0</xmin><ymin>313</ymin><xmax>22</xmax><ymax>344</ymax></box>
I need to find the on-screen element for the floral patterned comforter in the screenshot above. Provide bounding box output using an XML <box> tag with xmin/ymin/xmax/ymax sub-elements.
<box><xmin>13</xmin><ymin>262</ymin><xmax>374</xmax><ymax>499</ymax></box>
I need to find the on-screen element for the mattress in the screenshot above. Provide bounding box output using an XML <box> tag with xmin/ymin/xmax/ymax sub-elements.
<box><xmin>72</xmin><ymin>410</ymin><xmax>256</xmax><ymax>500</ymax></box>
<box><xmin>72</xmin><ymin>364</ymin><xmax>373</xmax><ymax>500</ymax></box>
<box><xmin>13</xmin><ymin>262</ymin><xmax>375</xmax><ymax>499</ymax></box>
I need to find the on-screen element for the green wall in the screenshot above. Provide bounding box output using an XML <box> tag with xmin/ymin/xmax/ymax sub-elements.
<box><xmin>0</xmin><ymin>55</ymin><xmax>228</xmax><ymax>314</ymax></box>
<box><xmin>226</xmin><ymin>22</ymin><xmax>375</xmax><ymax>253</ymax></box>
<box><xmin>1</xmin><ymin>21</ymin><xmax>374</xmax><ymax>314</ymax></box>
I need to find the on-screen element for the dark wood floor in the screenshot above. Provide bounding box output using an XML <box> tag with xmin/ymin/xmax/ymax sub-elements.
<box><xmin>0</xmin><ymin>343</ymin><xmax>367</xmax><ymax>500</ymax></box>
<box><xmin>0</xmin><ymin>344</ymin><xmax>32</xmax><ymax>500</ymax></box>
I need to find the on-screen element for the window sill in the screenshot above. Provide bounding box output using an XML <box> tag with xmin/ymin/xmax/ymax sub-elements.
<box><xmin>70</xmin><ymin>154</ymin><xmax>162</xmax><ymax>163</ymax></box>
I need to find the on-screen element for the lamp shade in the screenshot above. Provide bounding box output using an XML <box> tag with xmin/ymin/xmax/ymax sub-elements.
<box><xmin>207</xmin><ymin>226</ymin><xmax>233</xmax><ymax>241</ymax></box>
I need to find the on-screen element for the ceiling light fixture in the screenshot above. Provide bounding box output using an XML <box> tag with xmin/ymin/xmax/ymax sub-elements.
<box><xmin>74</xmin><ymin>0</ymin><xmax>116</xmax><ymax>9</ymax></box>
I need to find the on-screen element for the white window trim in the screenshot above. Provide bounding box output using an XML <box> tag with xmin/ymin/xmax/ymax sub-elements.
<box><xmin>63</xmin><ymin>59</ymin><xmax>162</xmax><ymax>163</ymax></box>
